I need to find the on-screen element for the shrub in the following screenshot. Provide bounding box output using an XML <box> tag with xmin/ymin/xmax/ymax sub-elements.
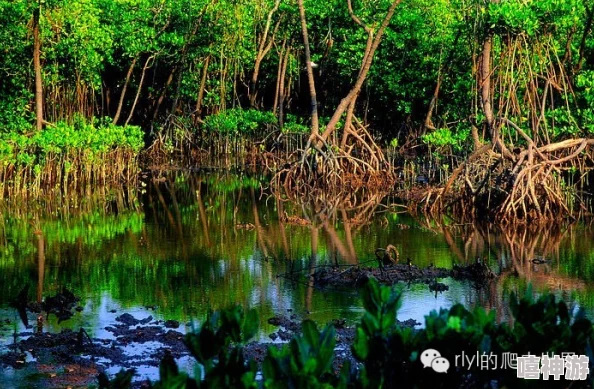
<box><xmin>102</xmin><ymin>278</ymin><xmax>594</xmax><ymax>388</ymax></box>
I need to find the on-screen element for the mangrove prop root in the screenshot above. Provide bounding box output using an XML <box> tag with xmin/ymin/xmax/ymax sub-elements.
<box><xmin>272</xmin><ymin>119</ymin><xmax>396</xmax><ymax>195</ymax></box>
<box><xmin>420</xmin><ymin>128</ymin><xmax>594</xmax><ymax>223</ymax></box>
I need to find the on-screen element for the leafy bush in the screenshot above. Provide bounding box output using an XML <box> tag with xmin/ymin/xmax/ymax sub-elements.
<box><xmin>0</xmin><ymin>118</ymin><xmax>143</xmax><ymax>167</ymax></box>
<box><xmin>263</xmin><ymin>320</ymin><xmax>340</xmax><ymax>388</ymax></box>
<box><xmin>282</xmin><ymin>114</ymin><xmax>309</xmax><ymax>134</ymax></box>
<box><xmin>0</xmin><ymin>117</ymin><xmax>143</xmax><ymax>196</ymax></box>
<box><xmin>184</xmin><ymin>306</ymin><xmax>259</xmax><ymax>389</ymax></box>
<box><xmin>101</xmin><ymin>278</ymin><xmax>594</xmax><ymax>389</ymax></box>
<box><xmin>422</xmin><ymin>127</ymin><xmax>470</xmax><ymax>152</ymax></box>
<box><xmin>203</xmin><ymin>109</ymin><xmax>277</xmax><ymax>137</ymax></box>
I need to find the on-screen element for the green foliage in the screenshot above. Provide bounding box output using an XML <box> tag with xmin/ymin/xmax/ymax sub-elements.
<box><xmin>0</xmin><ymin>0</ymin><xmax>592</xmax><ymax>159</ymax></box>
<box><xmin>575</xmin><ymin>71</ymin><xmax>594</xmax><ymax>135</ymax></box>
<box><xmin>488</xmin><ymin>0</ymin><xmax>583</xmax><ymax>37</ymax></box>
<box><xmin>545</xmin><ymin>108</ymin><xmax>580</xmax><ymax>139</ymax></box>
<box><xmin>203</xmin><ymin>109</ymin><xmax>277</xmax><ymax>137</ymax></box>
<box><xmin>184</xmin><ymin>306</ymin><xmax>258</xmax><ymax>389</ymax></box>
<box><xmin>282</xmin><ymin>114</ymin><xmax>310</xmax><ymax>134</ymax></box>
<box><xmin>422</xmin><ymin>127</ymin><xmax>470</xmax><ymax>152</ymax></box>
<box><xmin>352</xmin><ymin>278</ymin><xmax>594</xmax><ymax>388</ymax></box>
<box><xmin>99</xmin><ymin>276</ymin><xmax>594</xmax><ymax>388</ymax></box>
<box><xmin>352</xmin><ymin>277</ymin><xmax>406</xmax><ymax>388</ymax></box>
<box><xmin>501</xmin><ymin>287</ymin><xmax>593</xmax><ymax>357</ymax></box>
<box><xmin>0</xmin><ymin>118</ymin><xmax>142</xmax><ymax>167</ymax></box>
<box><xmin>0</xmin><ymin>117</ymin><xmax>142</xmax><ymax>197</ymax></box>
<box><xmin>263</xmin><ymin>320</ymin><xmax>339</xmax><ymax>388</ymax></box>
<box><xmin>152</xmin><ymin>352</ymin><xmax>198</xmax><ymax>389</ymax></box>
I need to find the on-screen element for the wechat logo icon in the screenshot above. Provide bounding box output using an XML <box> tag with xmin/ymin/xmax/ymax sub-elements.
<box><xmin>421</xmin><ymin>349</ymin><xmax>450</xmax><ymax>373</ymax></box>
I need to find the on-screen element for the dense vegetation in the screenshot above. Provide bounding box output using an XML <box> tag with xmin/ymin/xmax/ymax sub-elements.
<box><xmin>1</xmin><ymin>0</ymin><xmax>593</xmax><ymax>209</ymax></box>
<box><xmin>1</xmin><ymin>0</ymin><xmax>591</xmax><ymax>146</ymax></box>
<box><xmin>103</xmin><ymin>277</ymin><xmax>594</xmax><ymax>388</ymax></box>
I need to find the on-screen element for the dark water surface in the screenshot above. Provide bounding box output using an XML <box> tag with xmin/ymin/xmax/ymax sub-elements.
<box><xmin>1</xmin><ymin>171</ymin><xmax>594</xmax><ymax>383</ymax></box>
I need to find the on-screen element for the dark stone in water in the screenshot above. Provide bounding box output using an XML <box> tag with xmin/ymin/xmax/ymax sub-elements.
<box><xmin>164</xmin><ymin>320</ymin><xmax>180</xmax><ymax>329</ymax></box>
<box><xmin>398</xmin><ymin>318</ymin><xmax>421</xmax><ymax>328</ymax></box>
<box><xmin>42</xmin><ymin>288</ymin><xmax>80</xmax><ymax>323</ymax></box>
<box><xmin>429</xmin><ymin>281</ymin><xmax>449</xmax><ymax>293</ymax></box>
<box><xmin>332</xmin><ymin>319</ymin><xmax>346</xmax><ymax>329</ymax></box>
<box><xmin>277</xmin><ymin>329</ymin><xmax>291</xmax><ymax>341</ymax></box>
<box><xmin>266</xmin><ymin>316</ymin><xmax>301</xmax><ymax>332</ymax></box>
<box><xmin>115</xmin><ymin>313</ymin><xmax>153</xmax><ymax>326</ymax></box>
<box><xmin>267</xmin><ymin>317</ymin><xmax>282</xmax><ymax>326</ymax></box>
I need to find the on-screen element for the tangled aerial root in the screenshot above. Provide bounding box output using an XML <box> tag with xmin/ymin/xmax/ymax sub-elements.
<box><xmin>273</xmin><ymin>119</ymin><xmax>396</xmax><ymax>196</ymax></box>
<box><xmin>416</xmin><ymin>133</ymin><xmax>594</xmax><ymax>224</ymax></box>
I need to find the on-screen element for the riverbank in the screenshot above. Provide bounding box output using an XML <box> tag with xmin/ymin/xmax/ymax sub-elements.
<box><xmin>0</xmin><ymin>302</ymin><xmax>419</xmax><ymax>388</ymax></box>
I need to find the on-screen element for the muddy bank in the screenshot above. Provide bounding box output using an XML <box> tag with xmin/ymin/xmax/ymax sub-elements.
<box><xmin>0</xmin><ymin>312</ymin><xmax>189</xmax><ymax>388</ymax></box>
<box><xmin>1</xmin><ymin>310</ymin><xmax>420</xmax><ymax>388</ymax></box>
<box><xmin>312</xmin><ymin>261</ymin><xmax>496</xmax><ymax>289</ymax></box>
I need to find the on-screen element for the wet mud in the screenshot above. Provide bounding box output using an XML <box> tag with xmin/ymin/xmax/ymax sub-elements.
<box><xmin>1</xmin><ymin>310</ymin><xmax>420</xmax><ymax>388</ymax></box>
<box><xmin>312</xmin><ymin>261</ymin><xmax>496</xmax><ymax>289</ymax></box>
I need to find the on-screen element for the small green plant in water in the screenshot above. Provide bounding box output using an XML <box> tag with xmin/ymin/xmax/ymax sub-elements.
<box><xmin>184</xmin><ymin>306</ymin><xmax>259</xmax><ymax>389</ymax></box>
<box><xmin>98</xmin><ymin>279</ymin><xmax>594</xmax><ymax>389</ymax></box>
<box><xmin>263</xmin><ymin>320</ymin><xmax>341</xmax><ymax>388</ymax></box>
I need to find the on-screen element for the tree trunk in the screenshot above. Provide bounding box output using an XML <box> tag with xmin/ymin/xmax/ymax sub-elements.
<box><xmin>125</xmin><ymin>55</ymin><xmax>154</xmax><ymax>126</ymax></box>
<box><xmin>113</xmin><ymin>57</ymin><xmax>137</xmax><ymax>125</ymax></box>
<box><xmin>152</xmin><ymin>66</ymin><xmax>176</xmax><ymax>122</ymax></box>
<box><xmin>278</xmin><ymin>47</ymin><xmax>291</xmax><ymax>129</ymax></box>
<box><xmin>33</xmin><ymin>6</ymin><xmax>43</xmax><ymax>131</ymax></box>
<box><xmin>195</xmin><ymin>56</ymin><xmax>210</xmax><ymax>118</ymax></box>
<box><xmin>272</xmin><ymin>41</ymin><xmax>286</xmax><ymax>114</ymax></box>
<box><xmin>480</xmin><ymin>33</ymin><xmax>495</xmax><ymax>138</ymax></box>
<box><xmin>321</xmin><ymin>0</ymin><xmax>401</xmax><ymax>142</ymax></box>
<box><xmin>249</xmin><ymin>0</ymin><xmax>281</xmax><ymax>107</ymax></box>
<box><xmin>297</xmin><ymin>0</ymin><xmax>319</xmax><ymax>137</ymax></box>
<box><xmin>424</xmin><ymin>74</ymin><xmax>441</xmax><ymax>131</ymax></box>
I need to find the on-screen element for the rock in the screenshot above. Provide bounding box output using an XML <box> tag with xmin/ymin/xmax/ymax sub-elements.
<box><xmin>164</xmin><ymin>320</ymin><xmax>180</xmax><ymax>329</ymax></box>
<box><xmin>115</xmin><ymin>313</ymin><xmax>153</xmax><ymax>326</ymax></box>
<box><xmin>267</xmin><ymin>317</ymin><xmax>282</xmax><ymax>326</ymax></box>
<box><xmin>331</xmin><ymin>319</ymin><xmax>346</xmax><ymax>329</ymax></box>
<box><xmin>428</xmin><ymin>281</ymin><xmax>449</xmax><ymax>293</ymax></box>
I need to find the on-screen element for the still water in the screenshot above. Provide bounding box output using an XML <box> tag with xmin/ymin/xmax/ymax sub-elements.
<box><xmin>1</xmin><ymin>171</ymin><xmax>594</xmax><ymax>382</ymax></box>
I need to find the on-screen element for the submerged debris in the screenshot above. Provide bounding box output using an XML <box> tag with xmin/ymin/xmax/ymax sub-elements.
<box><xmin>43</xmin><ymin>288</ymin><xmax>80</xmax><ymax>323</ymax></box>
<box><xmin>1</xmin><ymin>312</ymin><xmax>187</xmax><ymax>388</ymax></box>
<box><xmin>10</xmin><ymin>285</ymin><xmax>81</xmax><ymax>326</ymax></box>
<box><xmin>312</xmin><ymin>261</ymin><xmax>496</xmax><ymax>289</ymax></box>
<box><xmin>115</xmin><ymin>313</ymin><xmax>153</xmax><ymax>326</ymax></box>
<box><xmin>428</xmin><ymin>280</ymin><xmax>449</xmax><ymax>293</ymax></box>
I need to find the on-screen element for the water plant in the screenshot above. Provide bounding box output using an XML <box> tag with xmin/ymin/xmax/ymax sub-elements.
<box><xmin>99</xmin><ymin>276</ymin><xmax>594</xmax><ymax>388</ymax></box>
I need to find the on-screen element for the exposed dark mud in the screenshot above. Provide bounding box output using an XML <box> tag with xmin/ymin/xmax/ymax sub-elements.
<box><xmin>1</xmin><ymin>311</ymin><xmax>420</xmax><ymax>388</ymax></box>
<box><xmin>313</xmin><ymin>261</ymin><xmax>496</xmax><ymax>289</ymax></box>
<box><xmin>0</xmin><ymin>312</ymin><xmax>189</xmax><ymax>388</ymax></box>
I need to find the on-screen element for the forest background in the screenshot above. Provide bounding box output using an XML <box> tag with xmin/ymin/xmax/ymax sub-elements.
<box><xmin>1</xmin><ymin>0</ymin><xmax>593</xmax><ymax>219</ymax></box>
